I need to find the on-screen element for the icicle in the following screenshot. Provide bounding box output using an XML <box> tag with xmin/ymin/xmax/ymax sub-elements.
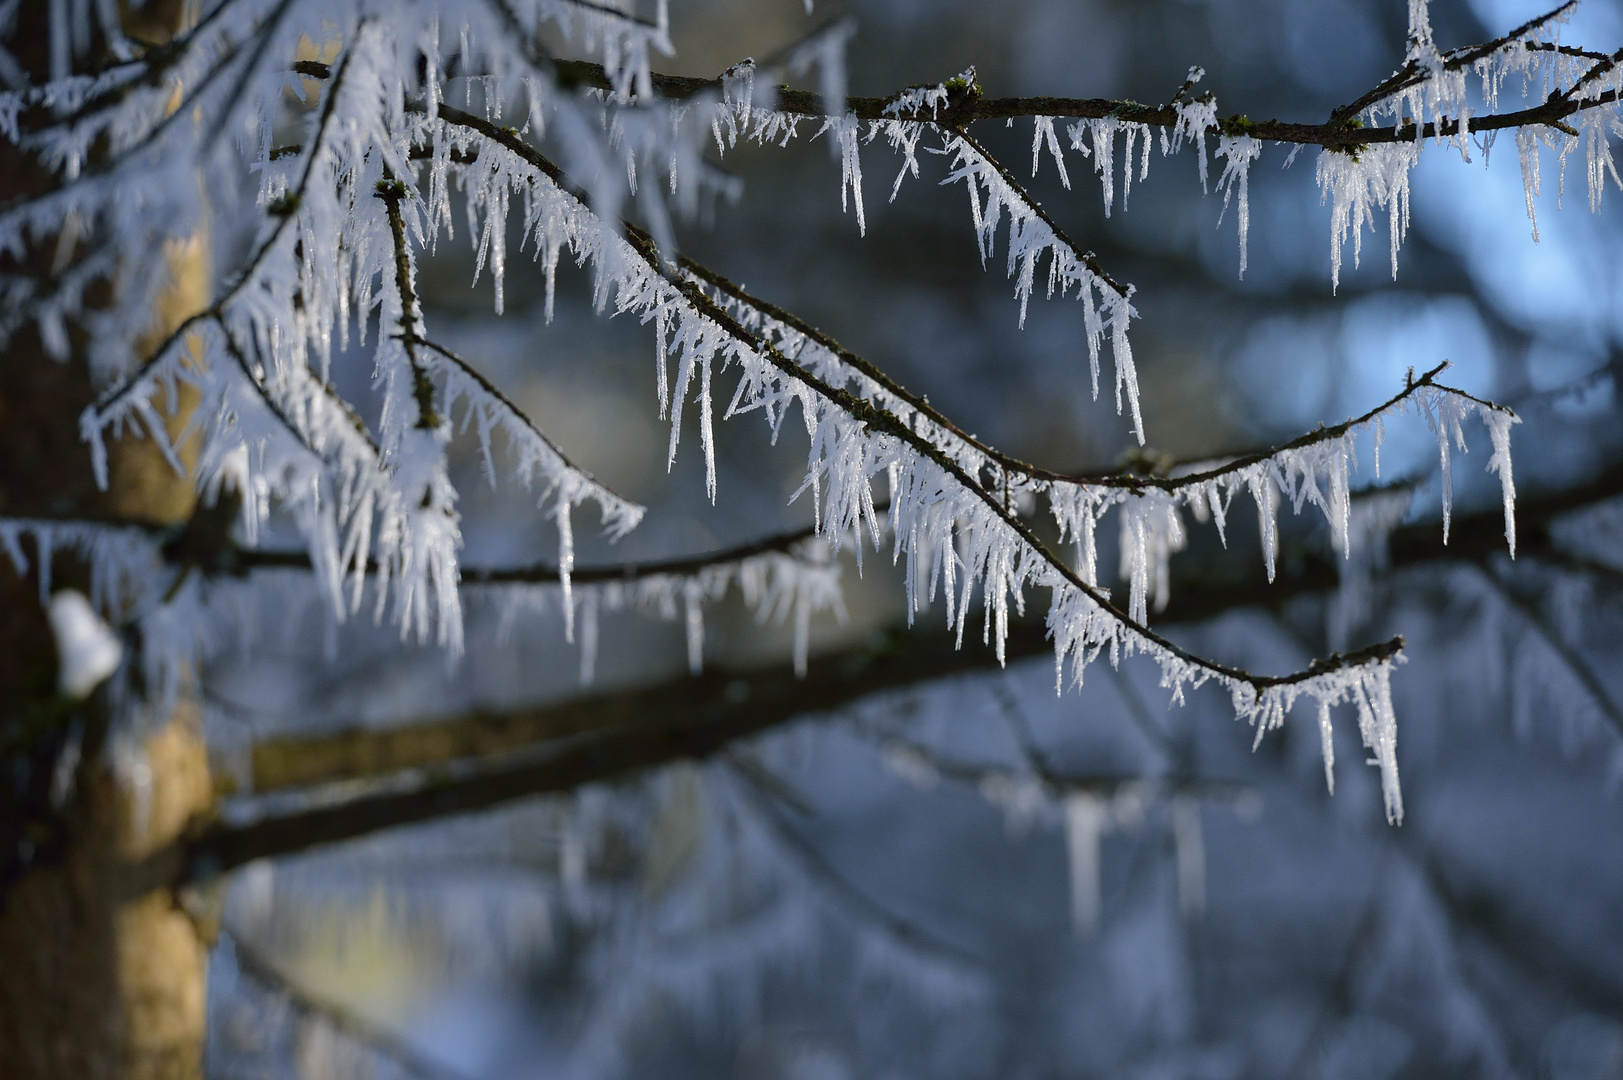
<box><xmin>655</xmin><ymin>307</ymin><xmax>670</xmax><ymax>418</ymax></box>
<box><xmin>1171</xmin><ymin>796</ymin><xmax>1205</xmax><ymax>918</ymax></box>
<box><xmin>1065</xmin><ymin>791</ymin><xmax>1107</xmax><ymax>937</ymax></box>
<box><xmin>1318</xmin><ymin>699</ymin><xmax>1336</xmax><ymax>795</ymax></box>
<box><xmin>1247</xmin><ymin>470</ymin><xmax>1281</xmax><ymax>582</ymax></box>
<box><xmin>1517</xmin><ymin>126</ymin><xmax>1544</xmax><ymax>242</ymax></box>
<box><xmin>830</xmin><ymin>114</ymin><xmax>866</xmax><ymax>235</ymax></box>
<box><xmin>1214</xmin><ymin>135</ymin><xmax>1261</xmax><ymax>277</ymax></box>
<box><xmin>1031</xmin><ymin>117</ymin><xmax>1070</xmax><ymax>189</ymax></box>
<box><xmin>1117</xmin><ymin>492</ymin><xmax>1184</xmax><ymax>624</ymax></box>
<box><xmin>1357</xmin><ymin>662</ymin><xmax>1404</xmax><ymax>824</ymax></box>
<box><xmin>700</xmin><ymin>350</ymin><xmax>717</xmax><ymax>503</ymax></box>
<box><xmin>1482</xmin><ymin>407</ymin><xmax>1519</xmax><ymax>557</ymax></box>
<box><xmin>684</xmin><ymin>579</ymin><xmax>704</xmax><ymax>675</ymax></box>
<box><xmin>557</xmin><ymin>500</ymin><xmax>576</xmax><ymax>642</ymax></box>
<box><xmin>1407</xmin><ymin>0</ymin><xmax>1435</xmax><ymax>58</ymax></box>
<box><xmin>35</xmin><ymin>523</ymin><xmax>53</xmax><ymax>603</ymax></box>
<box><xmin>1422</xmin><ymin>389</ymin><xmax>1470</xmax><ymax>544</ymax></box>
<box><xmin>579</xmin><ymin>589</ymin><xmax>599</xmax><ymax>685</ymax></box>
<box><xmin>1068</xmin><ymin>118</ymin><xmax>1119</xmax><ymax>217</ymax></box>
<box><xmin>1174</xmin><ymin>93</ymin><xmax>1218</xmax><ymax>193</ymax></box>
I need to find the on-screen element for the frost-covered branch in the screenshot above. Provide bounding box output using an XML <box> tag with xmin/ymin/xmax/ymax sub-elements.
<box><xmin>433</xmin><ymin>102</ymin><xmax>1383</xmax><ymax>679</ymax></box>
<box><xmin>403</xmin><ymin>335</ymin><xmax>642</xmax><ymax>543</ymax></box>
<box><xmin>686</xmin><ymin>237</ymin><xmax>1515</xmax><ymax>624</ymax></box>
<box><xmin>477</xmin><ymin>8</ymin><xmax>1620</xmax><ymax>279</ymax></box>
<box><xmin>69</xmin><ymin>26</ymin><xmax>646</xmax><ymax>659</ymax></box>
<box><xmin>507</xmin><ymin>14</ymin><xmax>1619</xmax><ymax>150</ymax></box>
<box><xmin>84</xmin><ymin>17</ymin><xmax>371</xmax><ymax>424</ymax></box>
<box><xmin>240</xmin><ymin>100</ymin><xmax>1534</xmax><ymax>828</ymax></box>
<box><xmin>225</xmin><ymin>462</ymin><xmax>1623</xmax><ymax>804</ymax></box>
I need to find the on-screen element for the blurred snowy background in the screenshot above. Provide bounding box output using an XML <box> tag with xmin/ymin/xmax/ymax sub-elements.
<box><xmin>203</xmin><ymin>0</ymin><xmax>1623</xmax><ymax>1077</ymax></box>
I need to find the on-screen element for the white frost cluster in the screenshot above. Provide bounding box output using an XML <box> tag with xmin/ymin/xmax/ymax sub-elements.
<box><xmin>65</xmin><ymin>11</ymin><xmax>657</xmax><ymax>656</ymax></box>
<box><xmin>937</xmin><ymin>132</ymin><xmax>1143</xmax><ymax>438</ymax></box>
<box><xmin>48</xmin><ymin>589</ymin><xmax>124</xmax><ymax>700</ymax></box>
<box><xmin>1316</xmin><ymin>0</ymin><xmax>1622</xmax><ymax>281</ymax></box>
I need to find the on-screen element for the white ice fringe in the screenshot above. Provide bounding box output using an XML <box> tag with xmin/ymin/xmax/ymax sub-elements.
<box><xmin>76</xmin><ymin>15</ymin><xmax>669</xmax><ymax>654</ymax></box>
<box><xmin>1316</xmin><ymin>142</ymin><xmax>1420</xmax><ymax>291</ymax></box>
<box><xmin>426</xmin><ymin>95</ymin><xmax>1486</xmax><ymax>811</ymax></box>
<box><xmin>1214</xmin><ymin>135</ymin><xmax>1262</xmax><ymax>277</ymax></box>
<box><xmin>1313</xmin><ymin>1</ymin><xmax>1622</xmax><ymax>283</ymax></box>
<box><xmin>935</xmin><ymin>131</ymin><xmax>1143</xmax><ymax>441</ymax></box>
<box><xmin>494</xmin><ymin>544</ymin><xmax>846</xmax><ymax>683</ymax></box>
<box><xmin>0</xmin><ymin>517</ymin><xmax>159</xmax><ymax>615</ymax></box>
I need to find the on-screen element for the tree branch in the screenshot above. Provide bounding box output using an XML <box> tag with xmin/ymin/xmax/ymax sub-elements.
<box><xmin>376</xmin><ymin>174</ymin><xmax>440</xmax><ymax>429</ymax></box>
<box><xmin>1471</xmin><ymin>558</ymin><xmax>1623</xmax><ymax>742</ymax></box>
<box><xmin>432</xmin><ymin>101</ymin><xmax>1412</xmax><ymax>694</ymax></box>
<box><xmin>89</xmin><ymin>23</ymin><xmax>369</xmax><ymax>420</ymax></box>
<box><xmin>272</xmin><ymin>3</ymin><xmax>1620</xmax><ymax>155</ymax></box>
<box><xmin>467</xmin><ymin>32</ymin><xmax>1620</xmax><ymax>150</ymax></box>
<box><xmin>114</xmin><ymin>465</ymin><xmax>1623</xmax><ymax>896</ymax></box>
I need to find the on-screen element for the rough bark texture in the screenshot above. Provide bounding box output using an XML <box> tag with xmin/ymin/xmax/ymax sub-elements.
<box><xmin>0</xmin><ymin>4</ymin><xmax>212</xmax><ymax>1077</ymax></box>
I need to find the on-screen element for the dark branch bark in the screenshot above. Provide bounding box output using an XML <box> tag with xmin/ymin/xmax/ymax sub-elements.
<box><xmin>515</xmin><ymin>39</ymin><xmax>1623</xmax><ymax>149</ymax></box>
<box><xmin>278</xmin><ymin>10</ymin><xmax>1622</xmax><ymax>154</ymax></box>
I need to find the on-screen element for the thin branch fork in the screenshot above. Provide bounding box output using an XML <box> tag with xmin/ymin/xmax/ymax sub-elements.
<box><xmin>401</xmin><ymin>333</ymin><xmax>614</xmax><ymax>503</ymax></box>
<box><xmin>376</xmin><ymin>173</ymin><xmax>441</xmax><ymax>430</ymax></box>
<box><xmin>942</xmin><ymin>127</ymin><xmax>1129</xmax><ymax>298</ymax></box>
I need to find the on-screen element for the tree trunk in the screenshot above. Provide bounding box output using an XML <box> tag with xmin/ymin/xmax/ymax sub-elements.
<box><xmin>0</xmin><ymin>4</ymin><xmax>213</xmax><ymax>1077</ymax></box>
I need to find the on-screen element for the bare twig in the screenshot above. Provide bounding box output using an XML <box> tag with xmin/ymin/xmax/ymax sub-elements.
<box><xmin>725</xmin><ymin>760</ymin><xmax>989</xmax><ymax>972</ymax></box>
<box><xmin>1472</xmin><ymin>558</ymin><xmax>1623</xmax><ymax>742</ymax></box>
